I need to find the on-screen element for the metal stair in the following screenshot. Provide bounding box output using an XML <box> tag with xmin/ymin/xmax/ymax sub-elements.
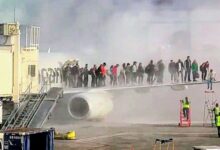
<box><xmin>28</xmin><ymin>87</ymin><xmax>63</xmax><ymax>128</ymax></box>
<box><xmin>1</xmin><ymin>86</ymin><xmax>46</xmax><ymax>130</ymax></box>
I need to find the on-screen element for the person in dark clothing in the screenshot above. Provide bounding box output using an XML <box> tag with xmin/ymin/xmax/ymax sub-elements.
<box><xmin>137</xmin><ymin>63</ymin><xmax>144</xmax><ymax>84</ymax></box>
<box><xmin>176</xmin><ymin>59</ymin><xmax>184</xmax><ymax>83</ymax></box>
<box><xmin>89</xmin><ymin>65</ymin><xmax>97</xmax><ymax>87</ymax></box>
<box><xmin>184</xmin><ymin>56</ymin><xmax>192</xmax><ymax>82</ymax></box>
<box><xmin>96</xmin><ymin>64</ymin><xmax>102</xmax><ymax>87</ymax></box>
<box><xmin>157</xmin><ymin>60</ymin><xmax>165</xmax><ymax>83</ymax></box>
<box><xmin>83</xmin><ymin>64</ymin><xmax>89</xmax><ymax>87</ymax></box>
<box><xmin>125</xmin><ymin>63</ymin><xmax>131</xmax><ymax>84</ymax></box>
<box><xmin>168</xmin><ymin>60</ymin><xmax>177</xmax><ymax>83</ymax></box>
<box><xmin>145</xmin><ymin>60</ymin><xmax>155</xmax><ymax>84</ymax></box>
<box><xmin>77</xmin><ymin>68</ymin><xmax>83</xmax><ymax>87</ymax></box>
<box><xmin>200</xmin><ymin>61</ymin><xmax>209</xmax><ymax>81</ymax></box>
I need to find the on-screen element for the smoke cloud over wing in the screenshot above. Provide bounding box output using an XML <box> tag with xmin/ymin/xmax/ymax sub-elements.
<box><xmin>1</xmin><ymin>0</ymin><xmax>220</xmax><ymax>76</ymax></box>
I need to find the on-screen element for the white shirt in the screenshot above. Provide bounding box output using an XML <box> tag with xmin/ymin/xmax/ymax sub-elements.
<box><xmin>208</xmin><ymin>72</ymin><xmax>216</xmax><ymax>80</ymax></box>
<box><xmin>133</xmin><ymin>65</ymin><xmax>137</xmax><ymax>72</ymax></box>
<box><xmin>178</xmin><ymin>63</ymin><xmax>182</xmax><ymax>72</ymax></box>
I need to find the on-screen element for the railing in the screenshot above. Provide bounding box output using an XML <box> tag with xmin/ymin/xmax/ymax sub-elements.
<box><xmin>10</xmin><ymin>101</ymin><xmax>30</xmax><ymax>128</ymax></box>
<box><xmin>1</xmin><ymin>83</ymin><xmax>32</xmax><ymax>130</ymax></box>
<box><xmin>1</xmin><ymin>83</ymin><xmax>47</xmax><ymax>130</ymax></box>
<box><xmin>21</xmin><ymin>93</ymin><xmax>46</xmax><ymax>127</ymax></box>
<box><xmin>27</xmin><ymin>85</ymin><xmax>49</xmax><ymax>127</ymax></box>
<box><xmin>1</xmin><ymin>103</ymin><xmax>19</xmax><ymax>130</ymax></box>
<box><xmin>19</xmin><ymin>84</ymin><xmax>47</xmax><ymax>127</ymax></box>
<box><xmin>19</xmin><ymin>82</ymin><xmax>32</xmax><ymax>103</ymax></box>
<box><xmin>38</xmin><ymin>91</ymin><xmax>62</xmax><ymax>128</ymax></box>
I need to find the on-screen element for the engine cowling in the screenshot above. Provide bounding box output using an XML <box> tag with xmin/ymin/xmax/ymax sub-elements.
<box><xmin>68</xmin><ymin>92</ymin><xmax>113</xmax><ymax>120</ymax></box>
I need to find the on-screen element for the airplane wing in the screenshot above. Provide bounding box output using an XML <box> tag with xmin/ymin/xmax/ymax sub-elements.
<box><xmin>64</xmin><ymin>80</ymin><xmax>220</xmax><ymax>94</ymax></box>
<box><xmin>61</xmin><ymin>81</ymin><xmax>220</xmax><ymax>120</ymax></box>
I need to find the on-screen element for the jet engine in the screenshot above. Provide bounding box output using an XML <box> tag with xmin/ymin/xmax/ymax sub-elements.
<box><xmin>68</xmin><ymin>91</ymin><xmax>113</xmax><ymax>120</ymax></box>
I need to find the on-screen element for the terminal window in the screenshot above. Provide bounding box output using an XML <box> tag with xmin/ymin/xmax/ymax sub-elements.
<box><xmin>28</xmin><ymin>65</ymin><xmax>36</xmax><ymax>77</ymax></box>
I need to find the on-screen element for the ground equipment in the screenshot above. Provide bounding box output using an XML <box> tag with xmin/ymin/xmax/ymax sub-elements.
<box><xmin>153</xmin><ymin>138</ymin><xmax>174</xmax><ymax>150</ymax></box>
<box><xmin>203</xmin><ymin>90</ymin><xmax>216</xmax><ymax>127</ymax></box>
<box><xmin>179</xmin><ymin>100</ymin><xmax>191</xmax><ymax>127</ymax></box>
<box><xmin>54</xmin><ymin>131</ymin><xmax>76</xmax><ymax>140</ymax></box>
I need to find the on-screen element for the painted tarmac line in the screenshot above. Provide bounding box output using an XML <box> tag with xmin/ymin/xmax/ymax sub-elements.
<box><xmin>157</xmin><ymin>132</ymin><xmax>216</xmax><ymax>135</ymax></box>
<box><xmin>75</xmin><ymin>132</ymin><xmax>140</xmax><ymax>143</ymax></box>
<box><xmin>75</xmin><ymin>132</ymin><xmax>217</xmax><ymax>143</ymax></box>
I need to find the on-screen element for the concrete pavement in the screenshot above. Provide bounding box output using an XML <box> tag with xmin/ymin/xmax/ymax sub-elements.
<box><xmin>54</xmin><ymin>124</ymin><xmax>220</xmax><ymax>150</ymax></box>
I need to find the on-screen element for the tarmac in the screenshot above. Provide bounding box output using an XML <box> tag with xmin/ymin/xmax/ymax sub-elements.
<box><xmin>43</xmin><ymin>83</ymin><xmax>220</xmax><ymax>149</ymax></box>
<box><xmin>54</xmin><ymin>123</ymin><xmax>220</xmax><ymax>150</ymax></box>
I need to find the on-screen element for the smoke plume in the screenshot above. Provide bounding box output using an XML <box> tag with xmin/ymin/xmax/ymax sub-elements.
<box><xmin>1</xmin><ymin>1</ymin><xmax>220</xmax><ymax>70</ymax></box>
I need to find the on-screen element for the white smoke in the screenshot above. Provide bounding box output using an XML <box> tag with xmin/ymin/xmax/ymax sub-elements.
<box><xmin>1</xmin><ymin>0</ymin><xmax>220</xmax><ymax>76</ymax></box>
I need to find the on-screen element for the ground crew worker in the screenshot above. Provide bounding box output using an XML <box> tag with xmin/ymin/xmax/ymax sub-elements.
<box><xmin>213</xmin><ymin>103</ymin><xmax>220</xmax><ymax>125</ymax></box>
<box><xmin>216</xmin><ymin>112</ymin><xmax>220</xmax><ymax>137</ymax></box>
<box><xmin>182</xmin><ymin>97</ymin><xmax>190</xmax><ymax>120</ymax></box>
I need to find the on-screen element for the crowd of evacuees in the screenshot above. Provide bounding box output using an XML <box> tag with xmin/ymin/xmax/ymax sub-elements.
<box><xmin>62</xmin><ymin>56</ymin><xmax>215</xmax><ymax>89</ymax></box>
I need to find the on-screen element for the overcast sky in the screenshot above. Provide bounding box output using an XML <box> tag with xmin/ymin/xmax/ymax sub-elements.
<box><xmin>1</xmin><ymin>0</ymin><xmax>220</xmax><ymax>67</ymax></box>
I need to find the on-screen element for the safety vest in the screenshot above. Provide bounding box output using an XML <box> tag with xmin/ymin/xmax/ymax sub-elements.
<box><xmin>214</xmin><ymin>107</ymin><xmax>220</xmax><ymax>116</ymax></box>
<box><xmin>216</xmin><ymin>116</ymin><xmax>220</xmax><ymax>127</ymax></box>
<box><xmin>183</xmin><ymin>101</ymin><xmax>190</xmax><ymax>109</ymax></box>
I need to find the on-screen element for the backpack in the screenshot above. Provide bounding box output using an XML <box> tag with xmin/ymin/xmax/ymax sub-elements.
<box><xmin>145</xmin><ymin>66</ymin><xmax>150</xmax><ymax>74</ymax></box>
<box><xmin>98</xmin><ymin>66</ymin><xmax>101</xmax><ymax>72</ymax></box>
<box><xmin>96</xmin><ymin>66</ymin><xmax>101</xmax><ymax>76</ymax></box>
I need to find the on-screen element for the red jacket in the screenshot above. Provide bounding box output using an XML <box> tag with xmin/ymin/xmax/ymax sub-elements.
<box><xmin>112</xmin><ymin>66</ymin><xmax>117</xmax><ymax>76</ymax></box>
<box><xmin>101</xmin><ymin>65</ymin><xmax>106</xmax><ymax>76</ymax></box>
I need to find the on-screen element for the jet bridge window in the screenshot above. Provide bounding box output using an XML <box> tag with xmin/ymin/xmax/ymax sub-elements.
<box><xmin>28</xmin><ymin>65</ymin><xmax>36</xmax><ymax>77</ymax></box>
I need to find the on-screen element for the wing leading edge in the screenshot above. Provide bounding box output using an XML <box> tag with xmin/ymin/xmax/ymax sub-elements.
<box><xmin>64</xmin><ymin>80</ymin><xmax>220</xmax><ymax>94</ymax></box>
